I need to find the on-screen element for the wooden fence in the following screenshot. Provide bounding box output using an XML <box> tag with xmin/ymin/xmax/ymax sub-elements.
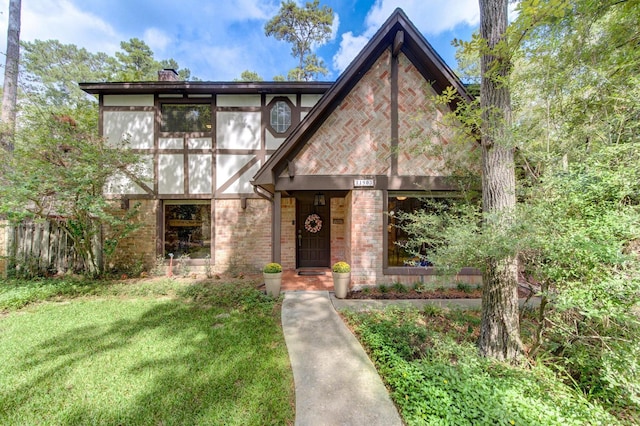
<box><xmin>9</xmin><ymin>220</ymin><xmax>85</xmax><ymax>276</ymax></box>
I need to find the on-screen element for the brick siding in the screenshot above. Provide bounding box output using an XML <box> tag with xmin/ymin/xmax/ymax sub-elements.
<box><xmin>214</xmin><ymin>198</ymin><xmax>271</xmax><ymax>273</ymax></box>
<box><xmin>292</xmin><ymin>51</ymin><xmax>392</xmax><ymax>176</ymax></box>
<box><xmin>107</xmin><ymin>199</ymin><xmax>158</xmax><ymax>272</ymax></box>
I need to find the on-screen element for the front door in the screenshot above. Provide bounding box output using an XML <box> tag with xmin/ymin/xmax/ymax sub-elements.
<box><xmin>296</xmin><ymin>197</ymin><xmax>330</xmax><ymax>268</ymax></box>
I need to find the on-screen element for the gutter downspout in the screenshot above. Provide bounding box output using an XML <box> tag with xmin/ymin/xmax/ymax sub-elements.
<box><xmin>252</xmin><ymin>183</ymin><xmax>273</xmax><ymax>201</ymax></box>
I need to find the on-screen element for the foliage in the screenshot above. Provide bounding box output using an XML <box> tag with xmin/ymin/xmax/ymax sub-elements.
<box><xmin>0</xmin><ymin>277</ymin><xmax>294</xmax><ymax>424</ymax></box>
<box><xmin>331</xmin><ymin>261</ymin><xmax>350</xmax><ymax>273</ymax></box>
<box><xmin>264</xmin><ymin>0</ymin><xmax>333</xmax><ymax>81</ymax></box>
<box><xmin>343</xmin><ymin>307</ymin><xmax>625</xmax><ymax>425</ymax></box>
<box><xmin>20</xmin><ymin>38</ymin><xmax>192</xmax><ymax>108</ymax></box>
<box><xmin>177</xmin><ymin>253</ymin><xmax>191</xmax><ymax>277</ymax></box>
<box><xmin>0</xmin><ymin>105</ymin><xmax>144</xmax><ymax>276</ymax></box>
<box><xmin>263</xmin><ymin>262</ymin><xmax>283</xmax><ymax>273</ymax></box>
<box><xmin>114</xmin><ymin>38</ymin><xmax>191</xmax><ymax>81</ymax></box>
<box><xmin>400</xmin><ymin>0</ymin><xmax>640</xmax><ymax>406</ymax></box>
<box><xmin>235</xmin><ymin>70</ymin><xmax>264</xmax><ymax>82</ymax></box>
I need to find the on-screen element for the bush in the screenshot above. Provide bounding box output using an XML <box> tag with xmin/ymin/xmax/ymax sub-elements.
<box><xmin>332</xmin><ymin>261</ymin><xmax>350</xmax><ymax>273</ymax></box>
<box><xmin>263</xmin><ymin>263</ymin><xmax>282</xmax><ymax>273</ymax></box>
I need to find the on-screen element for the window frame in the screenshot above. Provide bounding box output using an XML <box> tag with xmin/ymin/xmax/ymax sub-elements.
<box><xmin>266</xmin><ymin>96</ymin><xmax>296</xmax><ymax>137</ymax></box>
<box><xmin>163</xmin><ymin>200</ymin><xmax>212</xmax><ymax>260</ymax></box>
<box><xmin>383</xmin><ymin>191</ymin><xmax>481</xmax><ymax>276</ymax></box>
<box><xmin>159</xmin><ymin>102</ymin><xmax>213</xmax><ymax>134</ymax></box>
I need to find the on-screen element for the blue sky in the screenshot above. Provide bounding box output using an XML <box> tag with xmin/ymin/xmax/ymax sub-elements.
<box><xmin>0</xmin><ymin>0</ymin><xmax>481</xmax><ymax>82</ymax></box>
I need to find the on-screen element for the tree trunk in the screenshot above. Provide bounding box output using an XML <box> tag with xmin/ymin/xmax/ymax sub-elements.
<box><xmin>1</xmin><ymin>0</ymin><xmax>21</xmax><ymax>152</ymax></box>
<box><xmin>477</xmin><ymin>0</ymin><xmax>523</xmax><ymax>361</ymax></box>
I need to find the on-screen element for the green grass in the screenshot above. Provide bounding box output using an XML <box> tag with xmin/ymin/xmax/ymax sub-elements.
<box><xmin>0</xmin><ymin>277</ymin><xmax>294</xmax><ymax>425</ymax></box>
<box><xmin>342</xmin><ymin>306</ymin><xmax>628</xmax><ymax>426</ymax></box>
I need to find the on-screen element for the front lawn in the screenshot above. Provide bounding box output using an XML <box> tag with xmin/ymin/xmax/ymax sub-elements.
<box><xmin>0</xmin><ymin>277</ymin><xmax>294</xmax><ymax>425</ymax></box>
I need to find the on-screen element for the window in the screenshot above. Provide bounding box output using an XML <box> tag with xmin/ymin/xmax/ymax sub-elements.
<box><xmin>164</xmin><ymin>202</ymin><xmax>211</xmax><ymax>259</ymax></box>
<box><xmin>269</xmin><ymin>100</ymin><xmax>291</xmax><ymax>133</ymax></box>
<box><xmin>161</xmin><ymin>104</ymin><xmax>212</xmax><ymax>133</ymax></box>
<box><xmin>387</xmin><ymin>193</ymin><xmax>459</xmax><ymax>267</ymax></box>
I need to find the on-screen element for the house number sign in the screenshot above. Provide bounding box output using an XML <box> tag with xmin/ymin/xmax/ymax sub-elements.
<box><xmin>353</xmin><ymin>178</ymin><xmax>375</xmax><ymax>188</ymax></box>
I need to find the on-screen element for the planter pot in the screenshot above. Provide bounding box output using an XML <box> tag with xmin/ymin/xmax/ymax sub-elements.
<box><xmin>332</xmin><ymin>271</ymin><xmax>351</xmax><ymax>299</ymax></box>
<box><xmin>263</xmin><ymin>272</ymin><xmax>282</xmax><ymax>297</ymax></box>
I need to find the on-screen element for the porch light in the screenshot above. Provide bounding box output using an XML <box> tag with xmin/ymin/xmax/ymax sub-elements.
<box><xmin>314</xmin><ymin>192</ymin><xmax>326</xmax><ymax>206</ymax></box>
<box><xmin>396</xmin><ymin>196</ymin><xmax>407</xmax><ymax>201</ymax></box>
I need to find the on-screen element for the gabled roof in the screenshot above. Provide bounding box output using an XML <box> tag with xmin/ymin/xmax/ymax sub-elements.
<box><xmin>252</xmin><ymin>8</ymin><xmax>472</xmax><ymax>191</ymax></box>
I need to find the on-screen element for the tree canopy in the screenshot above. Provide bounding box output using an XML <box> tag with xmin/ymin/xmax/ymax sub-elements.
<box><xmin>264</xmin><ymin>0</ymin><xmax>333</xmax><ymax>81</ymax></box>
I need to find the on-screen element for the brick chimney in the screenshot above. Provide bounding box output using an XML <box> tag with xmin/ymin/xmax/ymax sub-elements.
<box><xmin>158</xmin><ymin>68</ymin><xmax>179</xmax><ymax>81</ymax></box>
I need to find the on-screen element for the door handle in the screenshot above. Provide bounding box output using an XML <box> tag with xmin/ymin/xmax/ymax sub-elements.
<box><xmin>297</xmin><ymin>230</ymin><xmax>302</xmax><ymax>247</ymax></box>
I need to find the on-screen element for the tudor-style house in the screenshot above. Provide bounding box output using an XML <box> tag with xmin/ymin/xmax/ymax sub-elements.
<box><xmin>79</xmin><ymin>8</ymin><xmax>480</xmax><ymax>286</ymax></box>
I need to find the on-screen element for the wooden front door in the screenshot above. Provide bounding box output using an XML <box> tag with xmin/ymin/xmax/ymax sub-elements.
<box><xmin>296</xmin><ymin>198</ymin><xmax>330</xmax><ymax>268</ymax></box>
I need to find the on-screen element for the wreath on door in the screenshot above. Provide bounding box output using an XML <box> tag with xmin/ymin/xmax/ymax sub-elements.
<box><xmin>304</xmin><ymin>213</ymin><xmax>323</xmax><ymax>233</ymax></box>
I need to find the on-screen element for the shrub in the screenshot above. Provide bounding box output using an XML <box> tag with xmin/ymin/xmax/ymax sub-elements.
<box><xmin>332</xmin><ymin>261</ymin><xmax>350</xmax><ymax>273</ymax></box>
<box><xmin>263</xmin><ymin>263</ymin><xmax>282</xmax><ymax>273</ymax></box>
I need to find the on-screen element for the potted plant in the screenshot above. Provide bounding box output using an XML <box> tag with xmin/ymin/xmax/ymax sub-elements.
<box><xmin>263</xmin><ymin>262</ymin><xmax>283</xmax><ymax>297</ymax></box>
<box><xmin>332</xmin><ymin>261</ymin><xmax>351</xmax><ymax>299</ymax></box>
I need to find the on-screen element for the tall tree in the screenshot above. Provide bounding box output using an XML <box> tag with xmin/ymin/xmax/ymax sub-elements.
<box><xmin>265</xmin><ymin>0</ymin><xmax>333</xmax><ymax>81</ymax></box>
<box><xmin>477</xmin><ymin>0</ymin><xmax>523</xmax><ymax>361</ymax></box>
<box><xmin>1</xmin><ymin>0</ymin><xmax>21</xmax><ymax>152</ymax></box>
<box><xmin>21</xmin><ymin>40</ymin><xmax>115</xmax><ymax>107</ymax></box>
<box><xmin>235</xmin><ymin>70</ymin><xmax>264</xmax><ymax>82</ymax></box>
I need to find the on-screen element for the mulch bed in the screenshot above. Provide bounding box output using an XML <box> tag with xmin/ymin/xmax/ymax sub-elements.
<box><xmin>347</xmin><ymin>287</ymin><xmax>533</xmax><ymax>300</ymax></box>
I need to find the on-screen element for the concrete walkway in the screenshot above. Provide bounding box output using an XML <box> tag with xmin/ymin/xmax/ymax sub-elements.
<box><xmin>281</xmin><ymin>291</ymin><xmax>403</xmax><ymax>426</ymax></box>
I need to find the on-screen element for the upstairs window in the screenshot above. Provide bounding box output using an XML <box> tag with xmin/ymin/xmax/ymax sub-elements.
<box><xmin>161</xmin><ymin>104</ymin><xmax>212</xmax><ymax>133</ymax></box>
<box><xmin>269</xmin><ymin>100</ymin><xmax>292</xmax><ymax>134</ymax></box>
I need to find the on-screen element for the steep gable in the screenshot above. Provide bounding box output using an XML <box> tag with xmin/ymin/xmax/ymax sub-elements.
<box><xmin>289</xmin><ymin>50</ymin><xmax>392</xmax><ymax>177</ymax></box>
<box><xmin>252</xmin><ymin>8</ymin><xmax>473</xmax><ymax>192</ymax></box>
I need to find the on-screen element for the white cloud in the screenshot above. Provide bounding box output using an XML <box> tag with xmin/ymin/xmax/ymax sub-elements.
<box><xmin>143</xmin><ymin>28</ymin><xmax>171</xmax><ymax>54</ymax></box>
<box><xmin>19</xmin><ymin>0</ymin><xmax>120</xmax><ymax>54</ymax></box>
<box><xmin>332</xmin><ymin>0</ymin><xmax>479</xmax><ymax>74</ymax></box>
<box><xmin>332</xmin><ymin>32</ymin><xmax>370</xmax><ymax>73</ymax></box>
<box><xmin>329</xmin><ymin>13</ymin><xmax>340</xmax><ymax>42</ymax></box>
<box><xmin>365</xmin><ymin>0</ymin><xmax>479</xmax><ymax>36</ymax></box>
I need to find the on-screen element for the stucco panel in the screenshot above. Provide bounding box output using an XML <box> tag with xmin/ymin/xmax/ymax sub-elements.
<box><xmin>104</xmin><ymin>111</ymin><xmax>154</xmax><ymax>149</ymax></box>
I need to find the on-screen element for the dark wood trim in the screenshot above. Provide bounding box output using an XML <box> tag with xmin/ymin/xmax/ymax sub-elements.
<box><xmin>216</xmin><ymin>106</ymin><xmax>262</xmax><ymax>112</ymax></box>
<box><xmin>102</xmin><ymin>106</ymin><xmax>155</xmax><ymax>112</ymax></box>
<box><xmin>153</xmin><ymin>95</ymin><xmax>161</xmax><ymax>195</ymax></box>
<box><xmin>98</xmin><ymin>95</ymin><xmax>104</xmax><ymax>139</ymax></box>
<box><xmin>393</xmin><ymin>30</ymin><xmax>404</xmax><ymax>56</ymax></box>
<box><xmin>215</xmin><ymin>157</ymin><xmax>260</xmax><ymax>195</ymax></box>
<box><xmin>216</xmin><ymin>149</ymin><xmax>261</xmax><ymax>155</ymax></box>
<box><xmin>120</xmin><ymin>168</ymin><xmax>155</xmax><ymax>196</ymax></box>
<box><xmin>158</xmin><ymin>132</ymin><xmax>213</xmax><ymax>139</ymax></box>
<box><xmin>212</xmin><ymin>95</ymin><xmax>218</xmax><ymax>198</ymax></box>
<box><xmin>272</xmin><ymin>192</ymin><xmax>281</xmax><ymax>263</ymax></box>
<box><xmin>155</xmin><ymin>194</ymin><xmax>214</xmax><ymax>200</ymax></box>
<box><xmin>383</xmin><ymin>190</ymin><xmax>390</xmax><ymax>269</ymax></box>
<box><xmin>275</xmin><ymin>175</ymin><xmax>461</xmax><ymax>191</ymax></box>
<box><xmin>260</xmin><ymin>93</ymin><xmax>267</xmax><ymax>165</ymax></box>
<box><xmin>183</xmin><ymin>150</ymin><xmax>189</xmax><ymax>194</ymax></box>
<box><xmin>265</xmin><ymin>96</ymin><xmax>299</xmax><ymax>139</ymax></box>
<box><xmin>153</xmin><ymin>149</ymin><xmax>212</xmax><ymax>154</ymax></box>
<box><xmin>81</xmin><ymin>81</ymin><xmax>333</xmax><ymax>95</ymax></box>
<box><xmin>214</xmin><ymin>193</ymin><xmax>263</xmax><ymax>199</ymax></box>
<box><xmin>390</xmin><ymin>46</ymin><xmax>399</xmax><ymax>176</ymax></box>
